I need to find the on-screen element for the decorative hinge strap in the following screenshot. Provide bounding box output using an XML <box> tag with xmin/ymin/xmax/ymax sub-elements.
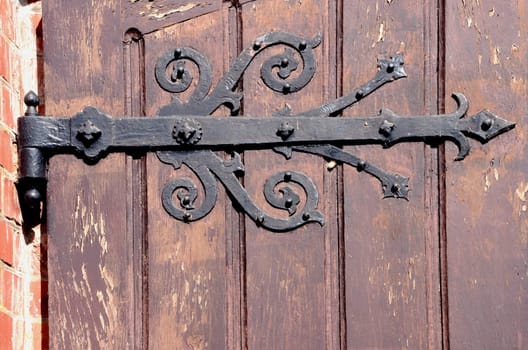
<box><xmin>15</xmin><ymin>31</ymin><xmax>516</xmax><ymax>232</ymax></box>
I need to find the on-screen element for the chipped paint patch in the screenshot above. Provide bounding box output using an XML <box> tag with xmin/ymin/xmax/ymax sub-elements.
<box><xmin>483</xmin><ymin>161</ymin><xmax>501</xmax><ymax>192</ymax></box>
<box><xmin>515</xmin><ymin>182</ymin><xmax>528</xmax><ymax>217</ymax></box>
<box><xmin>147</xmin><ymin>3</ymin><xmax>199</xmax><ymax>19</ymax></box>
<box><xmin>326</xmin><ymin>160</ymin><xmax>337</xmax><ymax>170</ymax></box>
<box><xmin>187</xmin><ymin>335</ymin><xmax>205</xmax><ymax>350</ymax></box>
<box><xmin>372</xmin><ymin>22</ymin><xmax>385</xmax><ymax>47</ymax></box>
<box><xmin>484</xmin><ymin>174</ymin><xmax>491</xmax><ymax>192</ymax></box>
<box><xmin>492</xmin><ymin>46</ymin><xmax>501</xmax><ymax>65</ymax></box>
<box><xmin>515</xmin><ymin>183</ymin><xmax>528</xmax><ymax>202</ymax></box>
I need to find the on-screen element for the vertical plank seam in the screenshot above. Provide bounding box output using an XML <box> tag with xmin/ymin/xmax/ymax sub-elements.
<box><xmin>437</xmin><ymin>0</ymin><xmax>450</xmax><ymax>348</ymax></box>
<box><xmin>123</xmin><ymin>28</ymin><xmax>149</xmax><ymax>350</ymax></box>
<box><xmin>336</xmin><ymin>1</ymin><xmax>346</xmax><ymax>349</ymax></box>
<box><xmin>236</xmin><ymin>3</ymin><xmax>249</xmax><ymax>347</ymax></box>
<box><xmin>422</xmin><ymin>0</ymin><xmax>443</xmax><ymax>348</ymax></box>
<box><xmin>136</xmin><ymin>33</ymin><xmax>150</xmax><ymax>350</ymax></box>
<box><xmin>323</xmin><ymin>0</ymin><xmax>342</xmax><ymax>349</ymax></box>
<box><xmin>224</xmin><ymin>2</ymin><xmax>248</xmax><ymax>349</ymax></box>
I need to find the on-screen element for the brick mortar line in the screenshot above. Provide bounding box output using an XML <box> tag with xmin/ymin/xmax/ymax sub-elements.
<box><xmin>0</xmin><ymin>259</ymin><xmax>48</xmax><ymax>283</ymax></box>
<box><xmin>0</xmin><ymin>259</ymin><xmax>23</xmax><ymax>276</ymax></box>
<box><xmin>0</xmin><ymin>214</ymin><xmax>21</xmax><ymax>228</ymax></box>
<box><xmin>0</xmin><ymin>219</ymin><xmax>47</xmax><ymax>282</ymax></box>
<box><xmin>0</xmin><ymin>305</ymin><xmax>47</xmax><ymax>324</ymax></box>
<box><xmin>0</xmin><ymin>165</ymin><xmax>17</xmax><ymax>180</ymax></box>
<box><xmin>0</xmin><ymin>76</ymin><xmax>15</xmax><ymax>89</ymax></box>
<box><xmin>0</xmin><ymin>116</ymin><xmax>19</xmax><ymax>135</ymax></box>
<box><xmin>0</xmin><ymin>116</ymin><xmax>19</xmax><ymax>179</ymax></box>
<box><xmin>0</xmin><ymin>31</ymin><xmax>23</xmax><ymax>51</ymax></box>
<box><xmin>0</xmin><ymin>213</ymin><xmax>21</xmax><ymax>227</ymax></box>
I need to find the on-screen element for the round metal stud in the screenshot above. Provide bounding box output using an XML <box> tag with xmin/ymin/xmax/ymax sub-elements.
<box><xmin>24</xmin><ymin>91</ymin><xmax>39</xmax><ymax>116</ymax></box>
<box><xmin>173</xmin><ymin>118</ymin><xmax>203</xmax><ymax>145</ymax></box>
<box><xmin>481</xmin><ymin>118</ymin><xmax>493</xmax><ymax>131</ymax></box>
<box><xmin>24</xmin><ymin>189</ymin><xmax>41</xmax><ymax>209</ymax></box>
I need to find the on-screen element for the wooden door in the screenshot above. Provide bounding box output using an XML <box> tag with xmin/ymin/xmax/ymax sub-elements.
<box><xmin>42</xmin><ymin>0</ymin><xmax>526</xmax><ymax>349</ymax></box>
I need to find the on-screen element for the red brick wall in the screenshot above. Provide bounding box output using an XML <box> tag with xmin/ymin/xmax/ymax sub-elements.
<box><xmin>0</xmin><ymin>1</ymin><xmax>47</xmax><ymax>349</ymax></box>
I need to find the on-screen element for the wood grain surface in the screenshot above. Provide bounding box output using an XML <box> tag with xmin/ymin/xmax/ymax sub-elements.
<box><xmin>445</xmin><ymin>1</ymin><xmax>528</xmax><ymax>349</ymax></box>
<box><xmin>43</xmin><ymin>0</ymin><xmax>526</xmax><ymax>349</ymax></box>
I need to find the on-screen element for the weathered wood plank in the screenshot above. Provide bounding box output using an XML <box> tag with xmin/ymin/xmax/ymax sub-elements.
<box><xmin>341</xmin><ymin>1</ymin><xmax>437</xmax><ymax>348</ymax></box>
<box><xmin>142</xmin><ymin>10</ymin><xmax>232</xmax><ymax>349</ymax></box>
<box><xmin>445</xmin><ymin>1</ymin><xmax>528</xmax><ymax>348</ymax></box>
<box><xmin>240</xmin><ymin>0</ymin><xmax>335</xmax><ymax>349</ymax></box>
<box><xmin>44</xmin><ymin>0</ymin><xmax>133</xmax><ymax>348</ymax></box>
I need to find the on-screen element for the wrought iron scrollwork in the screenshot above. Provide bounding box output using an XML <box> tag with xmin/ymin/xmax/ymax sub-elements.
<box><xmin>153</xmin><ymin>33</ymin><xmax>413</xmax><ymax>230</ymax></box>
<box><xmin>158</xmin><ymin>152</ymin><xmax>218</xmax><ymax>223</ymax></box>
<box><xmin>158</xmin><ymin>150</ymin><xmax>323</xmax><ymax>232</ymax></box>
<box><xmin>151</xmin><ymin>32</ymin><xmax>513</xmax><ymax>231</ymax></box>
<box><xmin>14</xmin><ymin>31</ymin><xmax>515</xmax><ymax>231</ymax></box>
<box><xmin>155</xmin><ymin>32</ymin><xmax>320</xmax><ymax>116</ymax></box>
<box><xmin>154</xmin><ymin>32</ymin><xmax>326</xmax><ymax>231</ymax></box>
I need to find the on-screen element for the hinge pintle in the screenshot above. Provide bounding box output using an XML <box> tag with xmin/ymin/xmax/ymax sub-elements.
<box><xmin>17</xmin><ymin>92</ymin><xmax>46</xmax><ymax>229</ymax></box>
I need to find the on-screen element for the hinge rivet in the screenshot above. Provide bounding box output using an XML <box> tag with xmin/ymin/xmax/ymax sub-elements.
<box><xmin>173</xmin><ymin>119</ymin><xmax>203</xmax><ymax>145</ymax></box>
<box><xmin>77</xmin><ymin>120</ymin><xmax>102</xmax><ymax>146</ymax></box>
<box><xmin>176</xmin><ymin>65</ymin><xmax>185</xmax><ymax>79</ymax></box>
<box><xmin>481</xmin><ymin>118</ymin><xmax>493</xmax><ymax>131</ymax></box>
<box><xmin>277</xmin><ymin>122</ymin><xmax>295</xmax><ymax>140</ymax></box>
<box><xmin>357</xmin><ymin>160</ymin><xmax>367</xmax><ymax>172</ymax></box>
<box><xmin>356</xmin><ymin>88</ymin><xmax>365</xmax><ymax>100</ymax></box>
<box><xmin>182</xmin><ymin>196</ymin><xmax>191</xmax><ymax>206</ymax></box>
<box><xmin>379</xmin><ymin>120</ymin><xmax>395</xmax><ymax>137</ymax></box>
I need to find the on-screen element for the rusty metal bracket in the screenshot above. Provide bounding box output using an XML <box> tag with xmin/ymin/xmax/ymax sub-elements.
<box><xmin>15</xmin><ymin>31</ymin><xmax>515</xmax><ymax>231</ymax></box>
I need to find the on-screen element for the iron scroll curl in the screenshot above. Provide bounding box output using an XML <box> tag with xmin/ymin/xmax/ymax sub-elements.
<box><xmin>155</xmin><ymin>32</ymin><xmax>321</xmax><ymax>116</ymax></box>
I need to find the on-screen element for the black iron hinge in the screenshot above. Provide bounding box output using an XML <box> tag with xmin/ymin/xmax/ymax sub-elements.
<box><xmin>16</xmin><ymin>32</ymin><xmax>515</xmax><ymax>231</ymax></box>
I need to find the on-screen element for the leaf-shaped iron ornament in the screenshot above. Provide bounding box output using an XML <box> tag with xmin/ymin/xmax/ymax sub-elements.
<box><xmin>16</xmin><ymin>32</ymin><xmax>515</xmax><ymax>232</ymax></box>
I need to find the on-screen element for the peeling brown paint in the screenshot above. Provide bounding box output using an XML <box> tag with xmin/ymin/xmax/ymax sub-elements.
<box><xmin>491</xmin><ymin>46</ymin><xmax>501</xmax><ymax>64</ymax></box>
<box><xmin>147</xmin><ymin>3</ymin><xmax>200</xmax><ymax>19</ymax></box>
